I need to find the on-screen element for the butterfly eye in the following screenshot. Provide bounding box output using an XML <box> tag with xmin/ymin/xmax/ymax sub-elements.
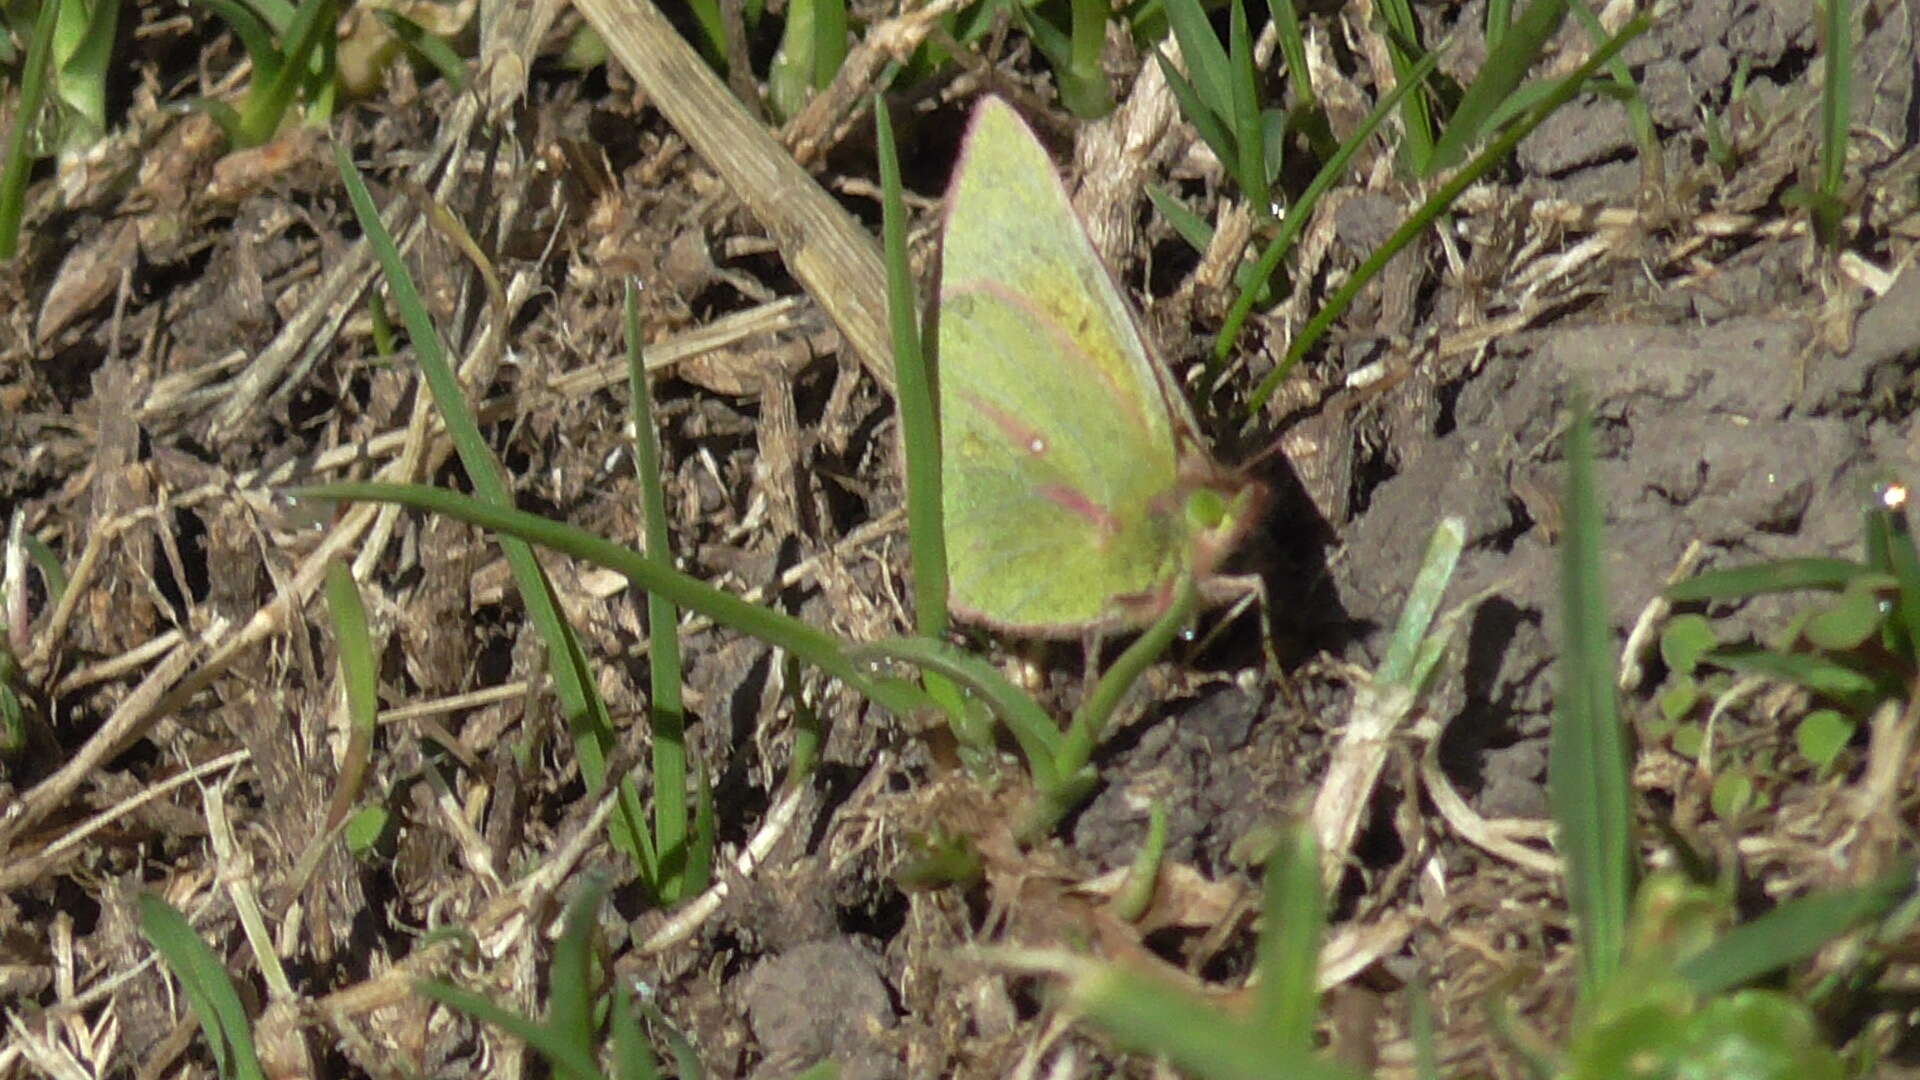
<box><xmin>1184</xmin><ymin>488</ymin><xmax>1229</xmax><ymax>529</ymax></box>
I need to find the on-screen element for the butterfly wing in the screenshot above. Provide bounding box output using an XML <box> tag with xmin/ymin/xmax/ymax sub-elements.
<box><xmin>937</xmin><ymin>97</ymin><xmax>1195</xmax><ymax>635</ymax></box>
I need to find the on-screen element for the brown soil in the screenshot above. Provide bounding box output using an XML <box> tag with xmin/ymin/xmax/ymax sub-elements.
<box><xmin>4</xmin><ymin>0</ymin><xmax>1920</xmax><ymax>1076</ymax></box>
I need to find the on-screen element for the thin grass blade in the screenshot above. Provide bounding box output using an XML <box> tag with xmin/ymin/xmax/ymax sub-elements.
<box><xmin>1549</xmin><ymin>392</ymin><xmax>1633</xmax><ymax>1004</ymax></box>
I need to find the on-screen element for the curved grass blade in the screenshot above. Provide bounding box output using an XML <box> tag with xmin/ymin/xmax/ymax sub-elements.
<box><xmin>294</xmin><ymin>482</ymin><xmax>932</xmax><ymax>718</ymax></box>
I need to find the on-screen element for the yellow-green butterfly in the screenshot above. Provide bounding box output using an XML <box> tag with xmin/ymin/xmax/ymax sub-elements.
<box><xmin>938</xmin><ymin>96</ymin><xmax>1265</xmax><ymax>637</ymax></box>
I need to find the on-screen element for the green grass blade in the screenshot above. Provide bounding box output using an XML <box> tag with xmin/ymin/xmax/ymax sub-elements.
<box><xmin>637</xmin><ymin>1000</ymin><xmax>705</xmax><ymax>1078</ymax></box>
<box><xmin>0</xmin><ymin>0</ymin><xmax>62</xmax><ymax>259</ymax></box>
<box><xmin>1427</xmin><ymin>0</ymin><xmax>1567</xmax><ymax>175</ymax></box>
<box><xmin>1663</xmin><ymin>558</ymin><xmax>1869</xmax><ymax>602</ymax></box>
<box><xmin>1549</xmin><ymin>391</ymin><xmax>1633</xmax><ymax>1006</ymax></box>
<box><xmin>192</xmin><ymin>0</ymin><xmax>282</xmax><ymax>84</ymax></box>
<box><xmin>1700</xmin><ymin>645</ymin><xmax>1893</xmax><ymax>713</ymax></box>
<box><xmin>1266</xmin><ymin>0</ymin><xmax>1312</xmax><ymax>107</ymax></box>
<box><xmin>1146</xmin><ymin>183</ymin><xmax>1215</xmax><ymax>253</ymax></box>
<box><xmin>294</xmin><ymin>482</ymin><xmax>932</xmax><ymax>717</ymax></box>
<box><xmin>22</xmin><ymin>530</ymin><xmax>69</xmax><ymax>605</ymax></box>
<box><xmin>609</xmin><ymin>985</ymin><xmax>663</xmax><ymax>1080</ymax></box>
<box><xmin>1253</xmin><ymin>827</ymin><xmax>1324</xmax><ymax>1056</ymax></box>
<box><xmin>1156</xmin><ymin>51</ymin><xmax>1239</xmax><ymax>180</ymax></box>
<box><xmin>1813</xmin><ymin>0</ymin><xmax>1851</xmax><ymax>246</ymax></box>
<box><xmin>548</xmin><ymin>881</ymin><xmax>606</xmax><ymax>1065</ymax></box>
<box><xmin>625</xmin><ymin>283</ymin><xmax>690</xmax><ymax>901</ymax></box>
<box><xmin>1209</xmin><ymin>46</ymin><xmax>1441</xmax><ymax>377</ymax></box>
<box><xmin>1677</xmin><ymin>862</ymin><xmax>1914</xmax><ymax>995</ymax></box>
<box><xmin>371</xmin><ymin>8</ymin><xmax>469</xmax><ymax>88</ymax></box>
<box><xmin>334</xmin><ymin>146</ymin><xmax>652</xmax><ymax>873</ymax></box>
<box><xmin>318</xmin><ymin>560</ymin><xmax>378</xmax><ymax>839</ymax></box>
<box><xmin>414</xmin><ymin>980</ymin><xmax>603</xmax><ymax>1080</ymax></box>
<box><xmin>239</xmin><ymin>0</ymin><xmax>333</xmax><ymax>145</ymax></box>
<box><xmin>138</xmin><ymin>894</ymin><xmax>269</xmax><ymax>1080</ymax></box>
<box><xmin>1066</xmin><ymin>959</ymin><xmax>1361</xmax><ymax>1080</ymax></box>
<box><xmin>684</xmin><ymin>758</ymin><xmax>715</xmax><ymax>896</ymax></box>
<box><xmin>854</xmin><ymin>635</ymin><xmax>1062</xmax><ymax>790</ymax></box>
<box><xmin>875</xmin><ymin>96</ymin><xmax>947</xmax><ymax>640</ymax></box>
<box><xmin>1376</xmin><ymin>518</ymin><xmax>1465</xmax><ymax>687</ymax></box>
<box><xmin>1161</xmin><ymin>0</ymin><xmax>1232</xmax><ymax>120</ymax></box>
<box><xmin>1060</xmin><ymin>575</ymin><xmax>1196</xmax><ymax>771</ymax></box>
<box><xmin>1376</xmin><ymin>0</ymin><xmax>1436</xmax><ymax>172</ymax></box>
<box><xmin>1226</xmin><ymin>0</ymin><xmax>1269</xmax><ymax>214</ymax></box>
<box><xmin>1244</xmin><ymin>15</ymin><xmax>1646</xmax><ymax>417</ymax></box>
<box><xmin>1868</xmin><ymin>491</ymin><xmax>1920</xmax><ymax>666</ymax></box>
<box><xmin>1565</xmin><ymin>0</ymin><xmax>1656</xmax><ymax>173</ymax></box>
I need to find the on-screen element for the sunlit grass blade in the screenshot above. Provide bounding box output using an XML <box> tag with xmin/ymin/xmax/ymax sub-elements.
<box><xmin>1040</xmin><ymin>943</ymin><xmax>1364</xmax><ymax>1080</ymax></box>
<box><xmin>1267</xmin><ymin>0</ymin><xmax>1311</xmax><ymax>107</ymax></box>
<box><xmin>414</xmin><ymin>980</ymin><xmax>603</xmax><ymax>1080</ymax></box>
<box><xmin>371</xmin><ymin>7</ymin><xmax>468</xmax><ymax>88</ymax></box>
<box><xmin>138</xmin><ymin>894</ymin><xmax>269</xmax><ymax>1080</ymax></box>
<box><xmin>624</xmin><ymin>282</ymin><xmax>695</xmax><ymax>903</ymax></box>
<box><xmin>1426</xmin><ymin>0</ymin><xmax>1566</xmax><ymax>175</ymax></box>
<box><xmin>0</xmin><ymin>0</ymin><xmax>62</xmax><ymax>259</ymax></box>
<box><xmin>334</xmin><ymin>146</ymin><xmax>655</xmax><ymax>876</ymax></box>
<box><xmin>1565</xmin><ymin>0</ymin><xmax>1656</xmax><ymax>178</ymax></box>
<box><xmin>294</xmin><ymin>481</ymin><xmax>934</xmax><ymax>718</ymax></box>
<box><xmin>239</xmin><ymin>0</ymin><xmax>332</xmax><ymax>144</ymax></box>
<box><xmin>1161</xmin><ymin>0</ymin><xmax>1232</xmax><ymax>122</ymax></box>
<box><xmin>1550</xmin><ymin>391</ymin><xmax>1633</xmax><ymax>1005</ymax></box>
<box><xmin>1225</xmin><ymin>0</ymin><xmax>1268</xmax><ymax>215</ymax></box>
<box><xmin>1664</xmin><ymin>558</ymin><xmax>1869</xmax><ymax>602</ymax></box>
<box><xmin>875</xmin><ymin>96</ymin><xmax>945</xmax><ymax>640</ymax></box>
<box><xmin>311</xmin><ymin>560</ymin><xmax>377</xmax><ymax>853</ymax></box>
<box><xmin>854</xmin><ymin>635</ymin><xmax>1062</xmax><ymax>790</ymax></box>
<box><xmin>548</xmin><ymin>881</ymin><xmax>605</xmax><ymax>1065</ymax></box>
<box><xmin>1208</xmin><ymin>46</ymin><xmax>1438</xmax><ymax>378</ymax></box>
<box><xmin>1698</xmin><ymin>644</ymin><xmax>1893</xmax><ymax>713</ymax></box>
<box><xmin>609</xmin><ymin>984</ymin><xmax>664</xmax><ymax>1080</ymax></box>
<box><xmin>1376</xmin><ymin>0</ymin><xmax>1436</xmax><ymax>171</ymax></box>
<box><xmin>1677</xmin><ymin>862</ymin><xmax>1915</xmax><ymax>995</ymax></box>
<box><xmin>1252</xmin><ymin>827</ymin><xmax>1324</xmax><ymax>1055</ymax></box>
<box><xmin>1244</xmin><ymin>15</ymin><xmax>1646</xmax><ymax>417</ymax></box>
<box><xmin>1059</xmin><ymin>575</ymin><xmax>1196</xmax><ymax>771</ymax></box>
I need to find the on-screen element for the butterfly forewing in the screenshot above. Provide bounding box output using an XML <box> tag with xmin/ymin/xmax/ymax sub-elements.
<box><xmin>937</xmin><ymin>98</ymin><xmax>1202</xmax><ymax>635</ymax></box>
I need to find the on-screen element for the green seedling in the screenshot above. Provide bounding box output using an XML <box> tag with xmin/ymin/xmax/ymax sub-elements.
<box><xmin>331</xmin><ymin>148</ymin><xmax>726</xmax><ymax>905</ymax></box>
<box><xmin>189</xmin><ymin>0</ymin><xmax>337</xmax><ymax>148</ymax></box>
<box><xmin>1539</xmin><ymin>397</ymin><xmax>1913</xmax><ymax>1075</ymax></box>
<box><xmin>625</xmin><ymin>282</ymin><xmax>716</xmax><ymax>904</ymax></box>
<box><xmin>767</xmin><ymin>0</ymin><xmax>846</xmax><ymax>120</ymax></box>
<box><xmin>1781</xmin><ymin>0</ymin><xmax>1852</xmax><ymax>247</ymax></box>
<box><xmin>418</xmin><ymin>880</ymin><xmax>693</xmax><ymax>1080</ymax></box>
<box><xmin>1240</xmin><ymin>11</ymin><xmax>1651</xmax><ymax>416</ymax></box>
<box><xmin>997</xmin><ymin>828</ymin><xmax>1362</xmax><ymax>1080</ymax></box>
<box><xmin>0</xmin><ymin>0</ymin><xmax>60</xmax><ymax>258</ymax></box>
<box><xmin>138</xmin><ymin>895</ymin><xmax>269</xmax><ymax>1080</ymax></box>
<box><xmin>1010</xmin><ymin>0</ymin><xmax>1114</xmax><ymax>118</ymax></box>
<box><xmin>1664</xmin><ymin>481</ymin><xmax>1920</xmax><ymax>721</ymax></box>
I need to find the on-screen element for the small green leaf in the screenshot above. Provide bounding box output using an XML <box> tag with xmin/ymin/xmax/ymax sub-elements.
<box><xmin>1793</xmin><ymin>709</ymin><xmax>1855</xmax><ymax>772</ymax></box>
<box><xmin>343</xmin><ymin>804</ymin><xmax>394</xmax><ymax>857</ymax></box>
<box><xmin>1709</xmin><ymin>770</ymin><xmax>1753</xmax><ymax>819</ymax></box>
<box><xmin>1802</xmin><ymin>578</ymin><xmax>1885</xmax><ymax>652</ymax></box>
<box><xmin>1657</xmin><ymin>680</ymin><xmax>1698</xmax><ymax>724</ymax></box>
<box><xmin>1671</xmin><ymin>722</ymin><xmax>1703</xmax><ymax>759</ymax></box>
<box><xmin>1659</xmin><ymin>614</ymin><xmax>1716</xmax><ymax>676</ymax></box>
